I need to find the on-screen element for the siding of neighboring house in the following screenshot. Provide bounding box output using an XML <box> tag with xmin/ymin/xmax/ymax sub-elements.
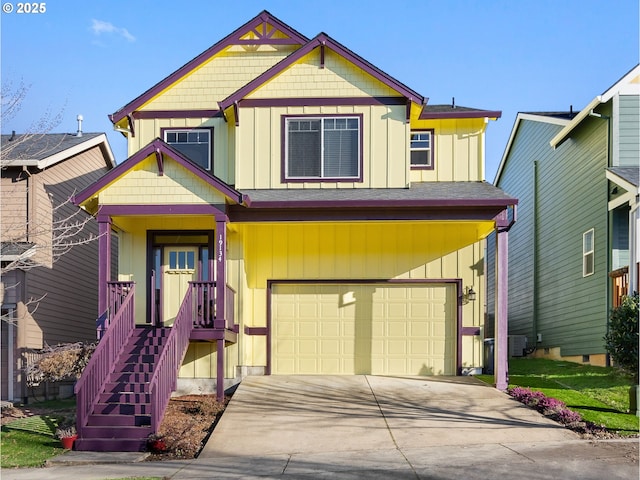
<box><xmin>0</xmin><ymin>169</ymin><xmax>28</xmax><ymax>242</ymax></box>
<box><xmin>616</xmin><ymin>94</ymin><xmax>640</xmax><ymax>166</ymax></box>
<box><xmin>535</xmin><ymin>114</ymin><xmax>609</xmax><ymax>356</ymax></box>
<box><xmin>23</xmin><ymin>145</ymin><xmax>113</xmax><ymax>347</ymax></box>
<box><xmin>488</xmin><ymin>119</ymin><xmax>566</xmax><ymax>341</ymax></box>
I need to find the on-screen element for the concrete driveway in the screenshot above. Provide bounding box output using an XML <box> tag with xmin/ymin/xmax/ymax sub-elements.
<box><xmin>201</xmin><ymin>375</ymin><xmax>577</xmax><ymax>459</ymax></box>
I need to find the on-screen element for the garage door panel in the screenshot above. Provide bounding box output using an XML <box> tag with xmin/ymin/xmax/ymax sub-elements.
<box><xmin>272</xmin><ymin>283</ymin><xmax>455</xmax><ymax>375</ymax></box>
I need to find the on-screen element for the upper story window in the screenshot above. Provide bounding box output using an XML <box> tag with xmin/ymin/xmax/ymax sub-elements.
<box><xmin>284</xmin><ymin>116</ymin><xmax>361</xmax><ymax>181</ymax></box>
<box><xmin>164</xmin><ymin>128</ymin><xmax>212</xmax><ymax>171</ymax></box>
<box><xmin>410</xmin><ymin>130</ymin><xmax>434</xmax><ymax>169</ymax></box>
<box><xmin>583</xmin><ymin>229</ymin><xmax>595</xmax><ymax>277</ymax></box>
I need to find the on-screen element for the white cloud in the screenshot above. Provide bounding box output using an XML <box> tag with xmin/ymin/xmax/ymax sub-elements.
<box><xmin>91</xmin><ymin>19</ymin><xmax>136</xmax><ymax>42</ymax></box>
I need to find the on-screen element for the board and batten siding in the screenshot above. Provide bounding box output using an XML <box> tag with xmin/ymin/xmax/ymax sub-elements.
<box><xmin>535</xmin><ymin>116</ymin><xmax>609</xmax><ymax>356</ymax></box>
<box><xmin>229</xmin><ymin>221</ymin><xmax>491</xmax><ymax>372</ymax></box>
<box><xmin>615</xmin><ymin>94</ymin><xmax>640</xmax><ymax>167</ymax></box>
<box><xmin>235</xmin><ymin>104</ymin><xmax>408</xmax><ymax>189</ymax></box>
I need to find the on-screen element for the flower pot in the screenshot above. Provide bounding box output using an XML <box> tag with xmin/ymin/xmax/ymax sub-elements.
<box><xmin>60</xmin><ymin>435</ymin><xmax>77</xmax><ymax>450</ymax></box>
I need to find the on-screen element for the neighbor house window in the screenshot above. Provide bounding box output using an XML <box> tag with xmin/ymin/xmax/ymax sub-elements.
<box><xmin>164</xmin><ymin>128</ymin><xmax>212</xmax><ymax>171</ymax></box>
<box><xmin>285</xmin><ymin>116</ymin><xmax>361</xmax><ymax>180</ymax></box>
<box><xmin>410</xmin><ymin>130</ymin><xmax>434</xmax><ymax>168</ymax></box>
<box><xmin>583</xmin><ymin>229</ymin><xmax>595</xmax><ymax>277</ymax></box>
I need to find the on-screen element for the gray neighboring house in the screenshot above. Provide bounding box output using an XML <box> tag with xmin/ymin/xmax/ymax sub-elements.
<box><xmin>488</xmin><ymin>66</ymin><xmax>639</xmax><ymax>366</ymax></box>
<box><xmin>1</xmin><ymin>131</ymin><xmax>116</xmax><ymax>402</ymax></box>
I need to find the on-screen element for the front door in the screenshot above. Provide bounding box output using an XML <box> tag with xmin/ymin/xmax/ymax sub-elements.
<box><xmin>162</xmin><ymin>247</ymin><xmax>198</xmax><ymax>326</ymax></box>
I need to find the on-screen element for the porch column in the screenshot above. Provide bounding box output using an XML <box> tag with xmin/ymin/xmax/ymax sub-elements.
<box><xmin>97</xmin><ymin>214</ymin><xmax>112</xmax><ymax>317</ymax></box>
<box><xmin>494</xmin><ymin>207</ymin><xmax>515</xmax><ymax>391</ymax></box>
<box><xmin>494</xmin><ymin>226</ymin><xmax>509</xmax><ymax>390</ymax></box>
<box><xmin>215</xmin><ymin>217</ymin><xmax>227</xmax><ymax>402</ymax></box>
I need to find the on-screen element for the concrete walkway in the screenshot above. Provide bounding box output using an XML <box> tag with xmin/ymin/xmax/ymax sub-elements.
<box><xmin>2</xmin><ymin>375</ymin><xmax>638</xmax><ymax>479</ymax></box>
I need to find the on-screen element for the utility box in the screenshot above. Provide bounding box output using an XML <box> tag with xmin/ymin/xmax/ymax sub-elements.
<box><xmin>508</xmin><ymin>335</ymin><xmax>528</xmax><ymax>357</ymax></box>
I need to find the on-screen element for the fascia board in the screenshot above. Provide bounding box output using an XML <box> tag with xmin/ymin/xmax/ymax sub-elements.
<box><xmin>37</xmin><ymin>134</ymin><xmax>115</xmax><ymax>170</ymax></box>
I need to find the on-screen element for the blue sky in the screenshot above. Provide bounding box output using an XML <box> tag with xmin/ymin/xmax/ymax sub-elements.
<box><xmin>1</xmin><ymin>0</ymin><xmax>638</xmax><ymax>181</ymax></box>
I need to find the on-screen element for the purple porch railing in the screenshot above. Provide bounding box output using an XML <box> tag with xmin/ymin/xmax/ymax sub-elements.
<box><xmin>75</xmin><ymin>282</ymin><xmax>136</xmax><ymax>438</ymax></box>
<box><xmin>190</xmin><ymin>282</ymin><xmax>236</xmax><ymax>330</ymax></box>
<box><xmin>149</xmin><ymin>286</ymin><xmax>194</xmax><ymax>433</ymax></box>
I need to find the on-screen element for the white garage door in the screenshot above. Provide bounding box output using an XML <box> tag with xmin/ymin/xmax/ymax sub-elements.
<box><xmin>272</xmin><ymin>283</ymin><xmax>456</xmax><ymax>375</ymax></box>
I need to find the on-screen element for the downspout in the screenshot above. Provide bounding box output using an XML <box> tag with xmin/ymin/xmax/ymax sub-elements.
<box><xmin>589</xmin><ymin>109</ymin><xmax>611</xmax><ymax>365</ymax></box>
<box><xmin>532</xmin><ymin>161</ymin><xmax>539</xmax><ymax>349</ymax></box>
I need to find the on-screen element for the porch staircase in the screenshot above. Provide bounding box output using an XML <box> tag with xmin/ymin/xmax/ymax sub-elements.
<box><xmin>75</xmin><ymin>326</ymin><xmax>170</xmax><ymax>451</ymax></box>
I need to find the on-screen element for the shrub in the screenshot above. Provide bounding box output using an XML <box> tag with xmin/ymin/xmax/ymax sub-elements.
<box><xmin>604</xmin><ymin>293</ymin><xmax>639</xmax><ymax>382</ymax></box>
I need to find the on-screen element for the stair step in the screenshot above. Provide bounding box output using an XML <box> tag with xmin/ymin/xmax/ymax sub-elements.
<box><xmin>121</xmin><ymin>354</ymin><xmax>157</xmax><ymax>364</ymax></box>
<box><xmin>118</xmin><ymin>363</ymin><xmax>155</xmax><ymax>373</ymax></box>
<box><xmin>75</xmin><ymin>437</ymin><xmax>148</xmax><ymax>452</ymax></box>
<box><xmin>104</xmin><ymin>382</ymin><xmax>150</xmax><ymax>394</ymax></box>
<box><xmin>92</xmin><ymin>403</ymin><xmax>151</xmax><ymax>415</ymax></box>
<box><xmin>133</xmin><ymin>327</ymin><xmax>170</xmax><ymax>338</ymax></box>
<box><xmin>79</xmin><ymin>425</ymin><xmax>152</xmax><ymax>438</ymax></box>
<box><xmin>124</xmin><ymin>345</ymin><xmax>163</xmax><ymax>355</ymax></box>
<box><xmin>87</xmin><ymin>414</ymin><xmax>151</xmax><ymax>427</ymax></box>
<box><xmin>99</xmin><ymin>392</ymin><xmax>151</xmax><ymax>404</ymax></box>
<box><xmin>109</xmin><ymin>372</ymin><xmax>152</xmax><ymax>383</ymax></box>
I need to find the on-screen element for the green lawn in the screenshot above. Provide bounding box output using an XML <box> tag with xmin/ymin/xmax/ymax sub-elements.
<box><xmin>1</xmin><ymin>399</ymin><xmax>74</xmax><ymax>468</ymax></box>
<box><xmin>477</xmin><ymin>357</ymin><xmax>640</xmax><ymax>435</ymax></box>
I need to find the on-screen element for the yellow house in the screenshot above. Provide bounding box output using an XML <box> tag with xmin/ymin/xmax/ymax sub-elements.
<box><xmin>73</xmin><ymin>11</ymin><xmax>517</xmax><ymax>451</ymax></box>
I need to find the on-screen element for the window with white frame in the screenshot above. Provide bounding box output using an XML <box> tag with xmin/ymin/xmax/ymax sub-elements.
<box><xmin>583</xmin><ymin>229</ymin><xmax>595</xmax><ymax>277</ymax></box>
<box><xmin>410</xmin><ymin>130</ymin><xmax>434</xmax><ymax>168</ymax></box>
<box><xmin>285</xmin><ymin>116</ymin><xmax>360</xmax><ymax>180</ymax></box>
<box><xmin>164</xmin><ymin>129</ymin><xmax>212</xmax><ymax>171</ymax></box>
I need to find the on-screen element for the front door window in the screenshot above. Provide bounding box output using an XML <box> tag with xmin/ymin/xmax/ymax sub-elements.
<box><xmin>162</xmin><ymin>247</ymin><xmax>198</xmax><ymax>326</ymax></box>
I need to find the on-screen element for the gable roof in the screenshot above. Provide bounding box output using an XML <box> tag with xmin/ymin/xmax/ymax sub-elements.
<box><xmin>550</xmin><ymin>65</ymin><xmax>640</xmax><ymax>148</ymax></box>
<box><xmin>0</xmin><ymin>132</ymin><xmax>116</xmax><ymax>170</ymax></box>
<box><xmin>218</xmin><ymin>32</ymin><xmax>425</xmax><ymax>113</ymax></box>
<box><xmin>73</xmin><ymin>138</ymin><xmax>246</xmax><ymax>207</ymax></box>
<box><xmin>493</xmin><ymin>112</ymin><xmax>573</xmax><ymax>184</ymax></box>
<box><xmin>109</xmin><ymin>11</ymin><xmax>309</xmax><ymax>125</ymax></box>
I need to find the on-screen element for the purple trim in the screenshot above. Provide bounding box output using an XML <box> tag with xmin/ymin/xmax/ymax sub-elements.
<box><xmin>73</xmin><ymin>138</ymin><xmax>246</xmax><ymax>206</ymax></box>
<box><xmin>216</xmin><ymin>338</ymin><xmax>224</xmax><ymax>402</ymax></box>
<box><xmin>160</xmin><ymin>127</ymin><xmax>215</xmax><ymax>172</ymax></box>
<box><xmin>214</xmin><ymin>220</ymin><xmax>226</xmax><ymax>330</ymax></box>
<box><xmin>98</xmin><ymin>204</ymin><xmax>227</xmax><ymax>219</ymax></box>
<box><xmin>97</xmin><ymin>215</ymin><xmax>112</xmax><ymax>317</ymax></box>
<box><xmin>320</xmin><ymin>43</ymin><xmax>325</xmax><ymax>68</ymax></box>
<box><xmin>127</xmin><ymin>115</ymin><xmax>135</xmax><ymax>138</ymax></box>
<box><xmin>419</xmin><ymin>109</ymin><xmax>502</xmax><ymax>120</ymax></box>
<box><xmin>109</xmin><ymin>11</ymin><xmax>308</xmax><ymax>124</ymax></box>
<box><xmin>494</xmin><ymin>227</ymin><xmax>509</xmax><ymax>390</ymax></box>
<box><xmin>238</xmin><ymin>97</ymin><xmax>406</xmax><ymax>108</ymax></box>
<box><xmin>266</xmin><ymin>278</ymin><xmax>463</xmax><ymax>376</ymax></box>
<box><xmin>233</xmin><ymin>102</ymin><xmax>239</xmax><ymax>127</ymax></box>
<box><xmin>245</xmin><ymin>326</ymin><xmax>268</xmax><ymax>335</ymax></box>
<box><xmin>228</xmin><ymin>205</ymin><xmax>510</xmax><ymax>223</ymax></box>
<box><xmin>133</xmin><ymin>110</ymin><xmax>222</xmax><ymax>119</ymax></box>
<box><xmin>461</xmin><ymin>326</ymin><xmax>481</xmax><ymax>336</ymax></box>
<box><xmin>281</xmin><ymin>114</ymin><xmax>364</xmax><ymax>184</ymax></box>
<box><xmin>219</xmin><ymin>33</ymin><xmax>424</xmax><ymax>111</ymax></box>
<box><xmin>410</xmin><ymin>129</ymin><xmax>435</xmax><ymax>171</ymax></box>
<box><xmin>155</xmin><ymin>148</ymin><xmax>164</xmax><ymax>176</ymax></box>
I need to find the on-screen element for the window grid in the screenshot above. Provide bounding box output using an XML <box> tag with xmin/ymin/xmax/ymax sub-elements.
<box><xmin>285</xmin><ymin>116</ymin><xmax>360</xmax><ymax>180</ymax></box>
<box><xmin>410</xmin><ymin>130</ymin><xmax>434</xmax><ymax>169</ymax></box>
<box><xmin>164</xmin><ymin>128</ymin><xmax>212</xmax><ymax>171</ymax></box>
<box><xmin>583</xmin><ymin>229</ymin><xmax>595</xmax><ymax>277</ymax></box>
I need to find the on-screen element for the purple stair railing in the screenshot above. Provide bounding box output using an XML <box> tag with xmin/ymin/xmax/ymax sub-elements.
<box><xmin>148</xmin><ymin>284</ymin><xmax>195</xmax><ymax>433</ymax></box>
<box><xmin>75</xmin><ymin>282</ymin><xmax>136</xmax><ymax>439</ymax></box>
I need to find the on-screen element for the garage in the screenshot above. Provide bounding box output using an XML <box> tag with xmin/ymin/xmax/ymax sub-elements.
<box><xmin>271</xmin><ymin>282</ymin><xmax>457</xmax><ymax>376</ymax></box>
